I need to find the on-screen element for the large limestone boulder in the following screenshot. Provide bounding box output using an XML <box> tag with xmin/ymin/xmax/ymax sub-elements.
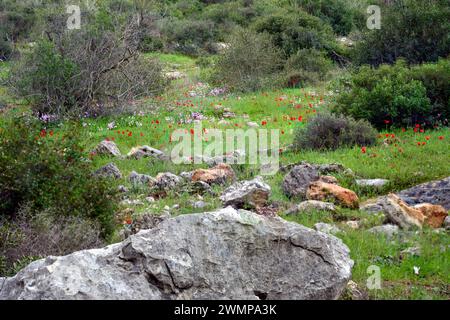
<box><xmin>93</xmin><ymin>163</ymin><xmax>122</xmax><ymax>179</ymax></box>
<box><xmin>413</xmin><ymin>203</ymin><xmax>448</xmax><ymax>229</ymax></box>
<box><xmin>0</xmin><ymin>208</ymin><xmax>353</xmax><ymax>300</ymax></box>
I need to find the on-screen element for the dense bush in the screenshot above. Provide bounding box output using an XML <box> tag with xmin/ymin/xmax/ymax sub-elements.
<box><xmin>333</xmin><ymin>60</ymin><xmax>448</xmax><ymax>128</ymax></box>
<box><xmin>291</xmin><ymin>0</ymin><xmax>357</xmax><ymax>35</ymax></box>
<box><xmin>0</xmin><ymin>36</ymin><xmax>12</xmax><ymax>61</ymax></box>
<box><xmin>284</xmin><ymin>48</ymin><xmax>333</xmax><ymax>87</ymax></box>
<box><xmin>252</xmin><ymin>8</ymin><xmax>337</xmax><ymax>58</ymax></box>
<box><xmin>353</xmin><ymin>0</ymin><xmax>450</xmax><ymax>66</ymax></box>
<box><xmin>0</xmin><ymin>115</ymin><xmax>118</xmax><ymax>237</ymax></box>
<box><xmin>211</xmin><ymin>29</ymin><xmax>283</xmax><ymax>92</ymax></box>
<box><xmin>163</xmin><ymin>18</ymin><xmax>217</xmax><ymax>56</ymax></box>
<box><xmin>293</xmin><ymin>112</ymin><xmax>377</xmax><ymax>150</ymax></box>
<box><xmin>409</xmin><ymin>58</ymin><xmax>450</xmax><ymax>125</ymax></box>
<box><xmin>0</xmin><ymin>205</ymin><xmax>104</xmax><ymax>276</ymax></box>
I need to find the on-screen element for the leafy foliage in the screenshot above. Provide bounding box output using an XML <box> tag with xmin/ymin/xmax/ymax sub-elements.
<box><xmin>293</xmin><ymin>112</ymin><xmax>377</xmax><ymax>150</ymax></box>
<box><xmin>0</xmin><ymin>115</ymin><xmax>118</xmax><ymax>237</ymax></box>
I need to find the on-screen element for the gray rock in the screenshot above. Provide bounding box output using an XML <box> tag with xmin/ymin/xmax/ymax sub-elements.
<box><xmin>282</xmin><ymin>164</ymin><xmax>319</xmax><ymax>198</ymax></box>
<box><xmin>94</xmin><ymin>163</ymin><xmax>122</xmax><ymax>179</ymax></box>
<box><xmin>356</xmin><ymin>179</ymin><xmax>389</xmax><ymax>188</ymax></box>
<box><xmin>220</xmin><ymin>177</ymin><xmax>271</xmax><ymax>209</ymax></box>
<box><xmin>92</xmin><ymin>140</ymin><xmax>121</xmax><ymax>157</ymax></box>
<box><xmin>0</xmin><ymin>207</ymin><xmax>353</xmax><ymax>300</ymax></box>
<box><xmin>155</xmin><ymin>172</ymin><xmax>182</xmax><ymax>191</ymax></box>
<box><xmin>127</xmin><ymin>145</ymin><xmax>166</xmax><ymax>160</ymax></box>
<box><xmin>286</xmin><ymin>200</ymin><xmax>336</xmax><ymax>215</ymax></box>
<box><xmin>368</xmin><ymin>224</ymin><xmax>399</xmax><ymax>239</ymax></box>
<box><xmin>397</xmin><ymin>177</ymin><xmax>450</xmax><ymax>210</ymax></box>
<box><xmin>377</xmin><ymin>194</ymin><xmax>423</xmax><ymax>229</ymax></box>
<box><xmin>128</xmin><ymin>171</ymin><xmax>156</xmax><ymax>187</ymax></box>
<box><xmin>118</xmin><ymin>185</ymin><xmax>129</xmax><ymax>193</ymax></box>
<box><xmin>360</xmin><ymin>202</ymin><xmax>384</xmax><ymax>214</ymax></box>
<box><xmin>400</xmin><ymin>246</ymin><xmax>421</xmax><ymax>258</ymax></box>
<box><xmin>191</xmin><ymin>200</ymin><xmax>207</xmax><ymax>209</ymax></box>
<box><xmin>444</xmin><ymin>216</ymin><xmax>450</xmax><ymax>230</ymax></box>
<box><xmin>314</xmin><ymin>223</ymin><xmax>342</xmax><ymax>235</ymax></box>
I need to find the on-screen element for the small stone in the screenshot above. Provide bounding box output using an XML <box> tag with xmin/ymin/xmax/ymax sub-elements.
<box><xmin>345</xmin><ymin>221</ymin><xmax>360</xmax><ymax>230</ymax></box>
<box><xmin>444</xmin><ymin>216</ymin><xmax>450</xmax><ymax>230</ymax></box>
<box><xmin>92</xmin><ymin>140</ymin><xmax>121</xmax><ymax>157</ymax></box>
<box><xmin>155</xmin><ymin>172</ymin><xmax>182</xmax><ymax>191</ymax></box>
<box><xmin>127</xmin><ymin>145</ymin><xmax>166</xmax><ymax>160</ymax></box>
<box><xmin>192</xmin><ymin>200</ymin><xmax>207</xmax><ymax>209</ymax></box>
<box><xmin>356</xmin><ymin>179</ymin><xmax>389</xmax><ymax>188</ymax></box>
<box><xmin>145</xmin><ymin>196</ymin><xmax>155</xmax><ymax>203</ymax></box>
<box><xmin>368</xmin><ymin>224</ymin><xmax>399</xmax><ymax>239</ymax></box>
<box><xmin>129</xmin><ymin>171</ymin><xmax>156</xmax><ymax>187</ymax></box>
<box><xmin>286</xmin><ymin>200</ymin><xmax>336</xmax><ymax>215</ymax></box>
<box><xmin>118</xmin><ymin>185</ymin><xmax>129</xmax><ymax>193</ymax></box>
<box><xmin>400</xmin><ymin>246</ymin><xmax>421</xmax><ymax>259</ymax></box>
<box><xmin>344</xmin><ymin>280</ymin><xmax>368</xmax><ymax>300</ymax></box>
<box><xmin>319</xmin><ymin>176</ymin><xmax>338</xmax><ymax>185</ymax></box>
<box><xmin>220</xmin><ymin>176</ymin><xmax>271</xmax><ymax>210</ymax></box>
<box><xmin>247</xmin><ymin>121</ymin><xmax>259</xmax><ymax>128</ymax></box>
<box><xmin>314</xmin><ymin>223</ymin><xmax>342</xmax><ymax>235</ymax></box>
<box><xmin>94</xmin><ymin>163</ymin><xmax>122</xmax><ymax>179</ymax></box>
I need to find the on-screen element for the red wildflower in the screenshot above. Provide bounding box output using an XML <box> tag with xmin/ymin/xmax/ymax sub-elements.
<box><xmin>261</xmin><ymin>121</ymin><xmax>267</xmax><ymax>126</ymax></box>
<box><xmin>298</xmin><ymin>116</ymin><xmax>303</xmax><ymax>122</ymax></box>
<box><xmin>438</xmin><ymin>136</ymin><xmax>444</xmax><ymax>140</ymax></box>
<box><xmin>361</xmin><ymin>147</ymin><xmax>367</xmax><ymax>154</ymax></box>
<box><xmin>425</xmin><ymin>136</ymin><xmax>430</xmax><ymax>140</ymax></box>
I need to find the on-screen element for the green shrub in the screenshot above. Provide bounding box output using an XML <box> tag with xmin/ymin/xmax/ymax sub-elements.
<box><xmin>163</xmin><ymin>18</ymin><xmax>217</xmax><ymax>56</ymax></box>
<box><xmin>0</xmin><ymin>36</ymin><xmax>12</xmax><ymax>61</ymax></box>
<box><xmin>139</xmin><ymin>35</ymin><xmax>164</xmax><ymax>52</ymax></box>
<box><xmin>212</xmin><ymin>29</ymin><xmax>283</xmax><ymax>92</ymax></box>
<box><xmin>252</xmin><ymin>8</ymin><xmax>336</xmax><ymax>58</ymax></box>
<box><xmin>333</xmin><ymin>60</ymin><xmax>432</xmax><ymax>128</ymax></box>
<box><xmin>293</xmin><ymin>112</ymin><xmax>377</xmax><ymax>150</ymax></box>
<box><xmin>284</xmin><ymin>48</ymin><xmax>333</xmax><ymax>87</ymax></box>
<box><xmin>409</xmin><ymin>58</ymin><xmax>450</xmax><ymax>125</ymax></box>
<box><xmin>291</xmin><ymin>0</ymin><xmax>357</xmax><ymax>35</ymax></box>
<box><xmin>353</xmin><ymin>0</ymin><xmax>450</xmax><ymax>66</ymax></box>
<box><xmin>0</xmin><ymin>115</ymin><xmax>118</xmax><ymax>237</ymax></box>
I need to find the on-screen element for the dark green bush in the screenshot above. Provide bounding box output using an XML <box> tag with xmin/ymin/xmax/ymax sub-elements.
<box><xmin>292</xmin><ymin>0</ymin><xmax>357</xmax><ymax>35</ymax></box>
<box><xmin>284</xmin><ymin>48</ymin><xmax>333</xmax><ymax>87</ymax></box>
<box><xmin>353</xmin><ymin>0</ymin><xmax>450</xmax><ymax>66</ymax></box>
<box><xmin>163</xmin><ymin>18</ymin><xmax>217</xmax><ymax>56</ymax></box>
<box><xmin>293</xmin><ymin>112</ymin><xmax>377</xmax><ymax>150</ymax></box>
<box><xmin>212</xmin><ymin>29</ymin><xmax>283</xmax><ymax>92</ymax></box>
<box><xmin>333</xmin><ymin>60</ymin><xmax>432</xmax><ymax>128</ymax></box>
<box><xmin>252</xmin><ymin>8</ymin><xmax>336</xmax><ymax>58</ymax></box>
<box><xmin>409</xmin><ymin>58</ymin><xmax>450</xmax><ymax>125</ymax></box>
<box><xmin>0</xmin><ymin>116</ymin><xmax>118</xmax><ymax>237</ymax></box>
<box><xmin>0</xmin><ymin>36</ymin><xmax>12</xmax><ymax>61</ymax></box>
